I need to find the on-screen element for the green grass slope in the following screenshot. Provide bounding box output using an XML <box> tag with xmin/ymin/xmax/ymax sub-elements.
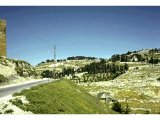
<box><xmin>12</xmin><ymin>79</ymin><xmax>111</xmax><ymax>114</ymax></box>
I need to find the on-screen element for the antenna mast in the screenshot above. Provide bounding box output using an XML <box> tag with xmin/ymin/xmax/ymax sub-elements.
<box><xmin>54</xmin><ymin>45</ymin><xmax>56</xmax><ymax>62</ymax></box>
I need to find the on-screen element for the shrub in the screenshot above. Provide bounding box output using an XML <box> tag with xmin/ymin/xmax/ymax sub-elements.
<box><xmin>112</xmin><ymin>101</ymin><xmax>123</xmax><ymax>113</ymax></box>
<box><xmin>15</xmin><ymin>67</ymin><xmax>23</xmax><ymax>76</ymax></box>
<box><xmin>4</xmin><ymin>109</ymin><xmax>14</xmax><ymax>114</ymax></box>
<box><xmin>3</xmin><ymin>104</ymin><xmax>8</xmax><ymax>109</ymax></box>
<box><xmin>13</xmin><ymin>92</ymin><xmax>23</xmax><ymax>96</ymax></box>
<box><xmin>10</xmin><ymin>98</ymin><xmax>28</xmax><ymax>111</ymax></box>
<box><xmin>41</xmin><ymin>70</ymin><xmax>52</xmax><ymax>78</ymax></box>
<box><xmin>0</xmin><ymin>74</ymin><xmax>8</xmax><ymax>83</ymax></box>
<box><xmin>157</xmin><ymin>77</ymin><xmax>160</xmax><ymax>81</ymax></box>
<box><xmin>10</xmin><ymin>98</ymin><xmax>23</xmax><ymax>106</ymax></box>
<box><xmin>124</xmin><ymin>103</ymin><xmax>130</xmax><ymax>114</ymax></box>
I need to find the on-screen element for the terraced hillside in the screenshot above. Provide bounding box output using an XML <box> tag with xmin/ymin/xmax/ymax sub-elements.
<box><xmin>80</xmin><ymin>64</ymin><xmax>160</xmax><ymax>114</ymax></box>
<box><xmin>35</xmin><ymin>60</ymin><xmax>95</xmax><ymax>73</ymax></box>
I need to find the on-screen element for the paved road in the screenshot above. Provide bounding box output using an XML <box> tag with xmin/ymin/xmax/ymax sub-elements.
<box><xmin>0</xmin><ymin>79</ymin><xmax>56</xmax><ymax>98</ymax></box>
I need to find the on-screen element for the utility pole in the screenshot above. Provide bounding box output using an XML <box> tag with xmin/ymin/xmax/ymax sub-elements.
<box><xmin>53</xmin><ymin>45</ymin><xmax>56</xmax><ymax>79</ymax></box>
<box><xmin>54</xmin><ymin>45</ymin><xmax>56</xmax><ymax>62</ymax></box>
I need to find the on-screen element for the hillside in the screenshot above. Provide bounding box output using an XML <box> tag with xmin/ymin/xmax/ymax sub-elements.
<box><xmin>9</xmin><ymin>79</ymin><xmax>114</xmax><ymax>114</ymax></box>
<box><xmin>80</xmin><ymin>64</ymin><xmax>160</xmax><ymax>114</ymax></box>
<box><xmin>110</xmin><ymin>48</ymin><xmax>160</xmax><ymax>62</ymax></box>
<box><xmin>0</xmin><ymin>57</ymin><xmax>38</xmax><ymax>86</ymax></box>
<box><xmin>35</xmin><ymin>59</ymin><xmax>95</xmax><ymax>74</ymax></box>
<box><xmin>1</xmin><ymin>48</ymin><xmax>160</xmax><ymax>114</ymax></box>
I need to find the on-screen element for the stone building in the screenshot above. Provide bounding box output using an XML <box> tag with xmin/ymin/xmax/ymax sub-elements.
<box><xmin>0</xmin><ymin>19</ymin><xmax>7</xmax><ymax>57</ymax></box>
<box><xmin>96</xmin><ymin>92</ymin><xmax>112</xmax><ymax>103</ymax></box>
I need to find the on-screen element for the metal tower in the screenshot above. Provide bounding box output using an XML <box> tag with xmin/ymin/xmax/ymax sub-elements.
<box><xmin>54</xmin><ymin>45</ymin><xmax>56</xmax><ymax>62</ymax></box>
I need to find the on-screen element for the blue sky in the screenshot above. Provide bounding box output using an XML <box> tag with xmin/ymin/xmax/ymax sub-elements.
<box><xmin>0</xmin><ymin>6</ymin><xmax>160</xmax><ymax>65</ymax></box>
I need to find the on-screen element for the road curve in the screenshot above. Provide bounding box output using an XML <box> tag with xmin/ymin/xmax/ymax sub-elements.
<box><xmin>0</xmin><ymin>79</ymin><xmax>56</xmax><ymax>98</ymax></box>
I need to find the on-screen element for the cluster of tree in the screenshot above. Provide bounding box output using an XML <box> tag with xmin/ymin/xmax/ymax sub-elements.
<box><xmin>40</xmin><ymin>59</ymin><xmax>129</xmax><ymax>83</ymax></box>
<box><xmin>148</xmin><ymin>57</ymin><xmax>159</xmax><ymax>64</ymax></box>
<box><xmin>37</xmin><ymin>59</ymin><xmax>55</xmax><ymax>65</ymax></box>
<box><xmin>38</xmin><ymin>56</ymin><xmax>97</xmax><ymax>65</ymax></box>
<box><xmin>67</xmin><ymin>56</ymin><xmax>97</xmax><ymax>60</ymax></box>
<box><xmin>80</xmin><ymin>73</ymin><xmax>122</xmax><ymax>83</ymax></box>
<box><xmin>38</xmin><ymin>60</ymin><xmax>53</xmax><ymax>66</ymax></box>
<box><xmin>149</xmin><ymin>48</ymin><xmax>160</xmax><ymax>54</ymax></box>
<box><xmin>57</xmin><ymin>59</ymin><xmax>66</xmax><ymax>62</ymax></box>
<box><xmin>110</xmin><ymin>53</ymin><xmax>145</xmax><ymax>62</ymax></box>
<box><xmin>41</xmin><ymin>70</ymin><xmax>62</xmax><ymax>79</ymax></box>
<box><xmin>41</xmin><ymin>67</ymin><xmax>76</xmax><ymax>79</ymax></box>
<box><xmin>71</xmin><ymin>59</ymin><xmax>128</xmax><ymax>83</ymax></box>
<box><xmin>81</xmin><ymin>59</ymin><xmax>128</xmax><ymax>74</ymax></box>
<box><xmin>45</xmin><ymin>59</ymin><xmax>55</xmax><ymax>63</ymax></box>
<box><xmin>61</xmin><ymin>68</ymin><xmax>75</xmax><ymax>76</ymax></box>
<box><xmin>110</xmin><ymin>48</ymin><xmax>160</xmax><ymax>63</ymax></box>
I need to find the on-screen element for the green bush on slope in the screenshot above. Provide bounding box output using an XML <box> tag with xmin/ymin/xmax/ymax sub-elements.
<box><xmin>12</xmin><ymin>79</ymin><xmax>110</xmax><ymax>114</ymax></box>
<box><xmin>0</xmin><ymin>74</ymin><xmax>8</xmax><ymax>83</ymax></box>
<box><xmin>157</xmin><ymin>77</ymin><xmax>160</xmax><ymax>81</ymax></box>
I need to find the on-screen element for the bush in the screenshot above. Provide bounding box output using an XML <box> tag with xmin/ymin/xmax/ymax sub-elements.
<box><xmin>4</xmin><ymin>109</ymin><xmax>14</xmax><ymax>114</ymax></box>
<box><xmin>0</xmin><ymin>74</ymin><xmax>8</xmax><ymax>83</ymax></box>
<box><xmin>10</xmin><ymin>98</ymin><xmax>23</xmax><ymax>106</ymax></box>
<box><xmin>157</xmin><ymin>77</ymin><xmax>160</xmax><ymax>81</ymax></box>
<box><xmin>15</xmin><ymin>67</ymin><xmax>23</xmax><ymax>76</ymax></box>
<box><xmin>124</xmin><ymin>103</ymin><xmax>130</xmax><ymax>114</ymax></box>
<box><xmin>41</xmin><ymin>70</ymin><xmax>52</xmax><ymax>78</ymax></box>
<box><xmin>112</xmin><ymin>101</ymin><xmax>123</xmax><ymax>113</ymax></box>
<box><xmin>10</xmin><ymin>98</ymin><xmax>28</xmax><ymax>111</ymax></box>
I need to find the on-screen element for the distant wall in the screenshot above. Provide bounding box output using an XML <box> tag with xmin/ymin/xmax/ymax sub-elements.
<box><xmin>0</xmin><ymin>19</ymin><xmax>6</xmax><ymax>57</ymax></box>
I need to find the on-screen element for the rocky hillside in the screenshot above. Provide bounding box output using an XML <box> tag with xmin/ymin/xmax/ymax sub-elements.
<box><xmin>80</xmin><ymin>64</ymin><xmax>160</xmax><ymax>113</ymax></box>
<box><xmin>0</xmin><ymin>57</ymin><xmax>37</xmax><ymax>85</ymax></box>
<box><xmin>110</xmin><ymin>48</ymin><xmax>160</xmax><ymax>62</ymax></box>
<box><xmin>35</xmin><ymin>59</ymin><xmax>94</xmax><ymax>74</ymax></box>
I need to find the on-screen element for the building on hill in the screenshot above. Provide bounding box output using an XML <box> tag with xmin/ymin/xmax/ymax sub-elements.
<box><xmin>131</xmin><ymin>55</ymin><xmax>138</xmax><ymax>62</ymax></box>
<box><xmin>96</xmin><ymin>92</ymin><xmax>112</xmax><ymax>103</ymax></box>
<box><xmin>0</xmin><ymin>19</ymin><xmax>7</xmax><ymax>57</ymax></box>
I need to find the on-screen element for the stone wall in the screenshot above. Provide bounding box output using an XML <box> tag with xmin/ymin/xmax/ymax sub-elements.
<box><xmin>0</xmin><ymin>19</ymin><xmax>6</xmax><ymax>57</ymax></box>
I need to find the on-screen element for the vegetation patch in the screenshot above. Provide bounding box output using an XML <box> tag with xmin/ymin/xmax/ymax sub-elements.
<box><xmin>157</xmin><ymin>77</ymin><xmax>160</xmax><ymax>81</ymax></box>
<box><xmin>4</xmin><ymin>109</ymin><xmax>14</xmax><ymax>114</ymax></box>
<box><xmin>12</xmin><ymin>79</ymin><xmax>113</xmax><ymax>114</ymax></box>
<box><xmin>0</xmin><ymin>74</ymin><xmax>9</xmax><ymax>83</ymax></box>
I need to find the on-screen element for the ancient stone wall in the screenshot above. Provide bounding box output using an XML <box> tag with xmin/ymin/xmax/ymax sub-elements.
<box><xmin>0</xmin><ymin>19</ymin><xmax>6</xmax><ymax>57</ymax></box>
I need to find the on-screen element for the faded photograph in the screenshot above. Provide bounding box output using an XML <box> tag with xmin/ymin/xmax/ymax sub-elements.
<box><xmin>0</xmin><ymin>6</ymin><xmax>160</xmax><ymax>114</ymax></box>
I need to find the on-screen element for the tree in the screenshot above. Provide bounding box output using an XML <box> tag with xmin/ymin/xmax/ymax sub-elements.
<box><xmin>153</xmin><ymin>58</ymin><xmax>159</xmax><ymax>64</ymax></box>
<box><xmin>148</xmin><ymin>57</ymin><xmax>154</xmax><ymax>64</ymax></box>
<box><xmin>148</xmin><ymin>57</ymin><xmax>159</xmax><ymax>64</ymax></box>
<box><xmin>120</xmin><ymin>54</ymin><xmax>127</xmax><ymax>62</ymax></box>
<box><xmin>100</xmin><ymin>59</ymin><xmax>106</xmax><ymax>64</ymax></box>
<box><xmin>62</xmin><ymin>68</ymin><xmax>75</xmax><ymax>76</ymax></box>
<box><xmin>126</xmin><ymin>51</ymin><xmax>132</xmax><ymax>55</ymax></box>
<box><xmin>124</xmin><ymin>63</ymin><xmax>129</xmax><ymax>71</ymax></box>
<box><xmin>111</xmin><ymin>54</ymin><xmax>120</xmax><ymax>62</ymax></box>
<box><xmin>112</xmin><ymin>101</ymin><xmax>123</xmax><ymax>113</ymax></box>
<box><xmin>41</xmin><ymin>70</ymin><xmax>52</xmax><ymax>78</ymax></box>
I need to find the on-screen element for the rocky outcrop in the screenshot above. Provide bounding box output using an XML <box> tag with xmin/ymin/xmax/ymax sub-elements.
<box><xmin>0</xmin><ymin>58</ymin><xmax>37</xmax><ymax>81</ymax></box>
